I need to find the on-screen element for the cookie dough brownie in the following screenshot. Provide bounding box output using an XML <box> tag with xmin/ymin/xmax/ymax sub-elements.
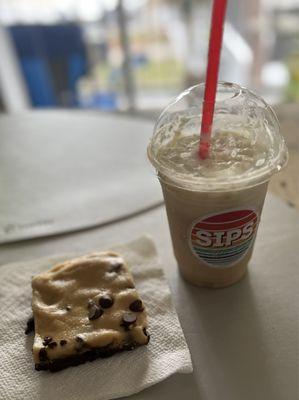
<box><xmin>31</xmin><ymin>252</ymin><xmax>149</xmax><ymax>372</ymax></box>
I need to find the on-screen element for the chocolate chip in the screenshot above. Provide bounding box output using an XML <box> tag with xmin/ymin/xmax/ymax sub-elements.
<box><xmin>25</xmin><ymin>316</ymin><xmax>35</xmax><ymax>335</ymax></box>
<box><xmin>66</xmin><ymin>305</ymin><xmax>71</xmax><ymax>311</ymax></box>
<box><xmin>143</xmin><ymin>327</ymin><xmax>150</xmax><ymax>344</ymax></box>
<box><xmin>39</xmin><ymin>348</ymin><xmax>48</xmax><ymax>361</ymax></box>
<box><xmin>288</xmin><ymin>201</ymin><xmax>295</xmax><ymax>208</ymax></box>
<box><xmin>76</xmin><ymin>335</ymin><xmax>84</xmax><ymax>343</ymax></box>
<box><xmin>143</xmin><ymin>327</ymin><xmax>148</xmax><ymax>336</ymax></box>
<box><xmin>60</xmin><ymin>340</ymin><xmax>67</xmax><ymax>346</ymax></box>
<box><xmin>75</xmin><ymin>335</ymin><xmax>88</xmax><ymax>352</ymax></box>
<box><xmin>88</xmin><ymin>299</ymin><xmax>96</xmax><ymax>309</ymax></box>
<box><xmin>121</xmin><ymin>312</ymin><xmax>137</xmax><ymax>330</ymax></box>
<box><xmin>99</xmin><ymin>295</ymin><xmax>114</xmax><ymax>309</ymax></box>
<box><xmin>43</xmin><ymin>336</ymin><xmax>53</xmax><ymax>346</ymax></box>
<box><xmin>124</xmin><ymin>342</ymin><xmax>136</xmax><ymax>351</ymax></box>
<box><xmin>129</xmin><ymin>299</ymin><xmax>144</xmax><ymax>312</ymax></box>
<box><xmin>123</xmin><ymin>313</ymin><xmax>137</xmax><ymax>324</ymax></box>
<box><xmin>48</xmin><ymin>341</ymin><xmax>57</xmax><ymax>349</ymax></box>
<box><xmin>108</xmin><ymin>261</ymin><xmax>123</xmax><ymax>272</ymax></box>
<box><xmin>88</xmin><ymin>304</ymin><xmax>103</xmax><ymax>320</ymax></box>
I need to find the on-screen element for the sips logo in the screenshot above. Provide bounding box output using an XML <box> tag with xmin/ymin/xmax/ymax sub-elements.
<box><xmin>189</xmin><ymin>209</ymin><xmax>259</xmax><ymax>268</ymax></box>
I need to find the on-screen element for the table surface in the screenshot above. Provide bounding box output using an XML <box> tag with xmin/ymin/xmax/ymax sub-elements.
<box><xmin>0</xmin><ymin>111</ymin><xmax>162</xmax><ymax>243</ymax></box>
<box><xmin>270</xmin><ymin>104</ymin><xmax>299</xmax><ymax>210</ymax></box>
<box><xmin>1</xmin><ymin>193</ymin><xmax>298</xmax><ymax>400</ymax></box>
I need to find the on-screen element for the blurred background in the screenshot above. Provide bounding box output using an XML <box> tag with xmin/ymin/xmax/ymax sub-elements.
<box><xmin>0</xmin><ymin>0</ymin><xmax>298</xmax><ymax>114</ymax></box>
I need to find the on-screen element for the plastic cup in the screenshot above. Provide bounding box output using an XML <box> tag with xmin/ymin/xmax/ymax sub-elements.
<box><xmin>148</xmin><ymin>82</ymin><xmax>288</xmax><ymax>288</ymax></box>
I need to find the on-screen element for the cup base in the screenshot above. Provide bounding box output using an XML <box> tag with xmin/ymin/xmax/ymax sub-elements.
<box><xmin>178</xmin><ymin>264</ymin><xmax>247</xmax><ymax>289</ymax></box>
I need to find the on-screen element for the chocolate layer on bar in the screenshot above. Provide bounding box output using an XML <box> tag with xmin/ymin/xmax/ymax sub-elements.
<box><xmin>31</xmin><ymin>252</ymin><xmax>149</xmax><ymax>372</ymax></box>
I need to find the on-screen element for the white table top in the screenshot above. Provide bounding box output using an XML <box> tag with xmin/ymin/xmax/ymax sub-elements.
<box><xmin>0</xmin><ymin>193</ymin><xmax>298</xmax><ymax>400</ymax></box>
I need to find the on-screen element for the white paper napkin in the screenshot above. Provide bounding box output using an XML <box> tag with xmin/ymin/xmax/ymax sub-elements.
<box><xmin>0</xmin><ymin>236</ymin><xmax>192</xmax><ymax>400</ymax></box>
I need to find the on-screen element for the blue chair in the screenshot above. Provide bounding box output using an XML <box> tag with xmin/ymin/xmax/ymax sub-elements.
<box><xmin>9</xmin><ymin>24</ymin><xmax>87</xmax><ymax>107</ymax></box>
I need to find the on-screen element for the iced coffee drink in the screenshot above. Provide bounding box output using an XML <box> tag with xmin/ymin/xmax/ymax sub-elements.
<box><xmin>148</xmin><ymin>83</ymin><xmax>288</xmax><ymax>288</ymax></box>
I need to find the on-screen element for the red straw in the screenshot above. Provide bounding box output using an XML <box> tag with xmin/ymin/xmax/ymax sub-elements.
<box><xmin>199</xmin><ymin>0</ymin><xmax>228</xmax><ymax>159</ymax></box>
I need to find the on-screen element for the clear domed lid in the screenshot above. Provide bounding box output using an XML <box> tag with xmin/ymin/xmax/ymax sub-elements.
<box><xmin>148</xmin><ymin>82</ymin><xmax>288</xmax><ymax>191</ymax></box>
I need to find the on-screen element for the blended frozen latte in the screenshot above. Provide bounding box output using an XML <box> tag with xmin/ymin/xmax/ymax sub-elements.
<box><xmin>148</xmin><ymin>82</ymin><xmax>288</xmax><ymax>288</ymax></box>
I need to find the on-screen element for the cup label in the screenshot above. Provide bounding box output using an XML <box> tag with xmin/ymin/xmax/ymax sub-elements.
<box><xmin>189</xmin><ymin>209</ymin><xmax>259</xmax><ymax>268</ymax></box>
